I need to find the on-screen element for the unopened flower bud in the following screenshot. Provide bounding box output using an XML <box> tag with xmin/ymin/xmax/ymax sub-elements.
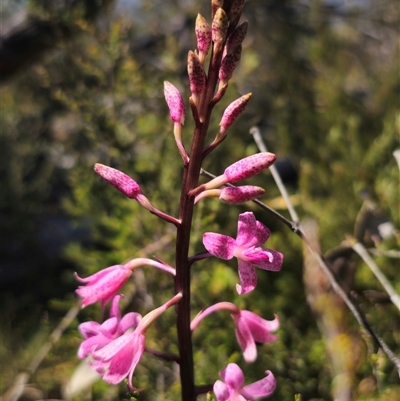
<box><xmin>212</xmin><ymin>8</ymin><xmax>229</xmax><ymax>46</ymax></box>
<box><xmin>194</xmin><ymin>153</ymin><xmax>276</xmax><ymax>194</ymax></box>
<box><xmin>188</xmin><ymin>51</ymin><xmax>206</xmax><ymax>106</ymax></box>
<box><xmin>228</xmin><ymin>0</ymin><xmax>245</xmax><ymax>29</ymax></box>
<box><xmin>196</xmin><ymin>14</ymin><xmax>212</xmax><ymax>61</ymax></box>
<box><xmin>224</xmin><ymin>21</ymin><xmax>248</xmax><ymax>58</ymax></box>
<box><xmin>219</xmin><ymin>186</ymin><xmax>265</xmax><ymax>203</ymax></box>
<box><xmin>164</xmin><ymin>81</ymin><xmax>186</xmax><ymax>125</ymax></box>
<box><xmin>94</xmin><ymin>164</ymin><xmax>142</xmax><ymax>199</ymax></box>
<box><xmin>219</xmin><ymin>46</ymin><xmax>242</xmax><ymax>85</ymax></box>
<box><xmin>211</xmin><ymin>0</ymin><xmax>224</xmax><ymax>19</ymax></box>
<box><xmin>224</xmin><ymin>153</ymin><xmax>276</xmax><ymax>183</ymax></box>
<box><xmin>219</xmin><ymin>93</ymin><xmax>252</xmax><ymax>134</ymax></box>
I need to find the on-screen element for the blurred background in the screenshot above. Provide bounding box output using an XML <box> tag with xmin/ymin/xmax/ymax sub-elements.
<box><xmin>1</xmin><ymin>0</ymin><xmax>399</xmax><ymax>400</ymax></box>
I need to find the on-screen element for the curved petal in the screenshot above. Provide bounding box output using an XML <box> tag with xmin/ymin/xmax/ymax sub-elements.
<box><xmin>234</xmin><ymin>315</ymin><xmax>257</xmax><ymax>362</ymax></box>
<box><xmin>126</xmin><ymin>335</ymin><xmax>146</xmax><ymax>389</ymax></box>
<box><xmin>242</xmin><ymin>247</ymin><xmax>272</xmax><ymax>265</ymax></box>
<box><xmin>119</xmin><ymin>312</ymin><xmax>142</xmax><ymax>334</ymax></box>
<box><xmin>78</xmin><ymin>321</ymin><xmax>101</xmax><ymax>339</ymax></box>
<box><xmin>74</xmin><ymin>265</ymin><xmax>123</xmax><ymax>283</ymax></box>
<box><xmin>110</xmin><ymin>295</ymin><xmax>123</xmax><ymax>319</ymax></box>
<box><xmin>236</xmin><ymin>260</ymin><xmax>257</xmax><ymax>295</ymax></box>
<box><xmin>213</xmin><ymin>380</ymin><xmax>231</xmax><ymax>401</ymax></box>
<box><xmin>100</xmin><ymin>317</ymin><xmax>118</xmax><ymax>336</ymax></box>
<box><xmin>203</xmin><ymin>232</ymin><xmax>236</xmax><ymax>259</ymax></box>
<box><xmin>76</xmin><ymin>266</ymin><xmax>131</xmax><ymax>308</ymax></box>
<box><xmin>244</xmin><ymin>248</ymin><xmax>283</xmax><ymax>271</ymax></box>
<box><xmin>240</xmin><ymin>311</ymin><xmax>279</xmax><ymax>343</ymax></box>
<box><xmin>235</xmin><ymin>212</ymin><xmax>257</xmax><ymax>247</ymax></box>
<box><xmin>93</xmin><ymin>331</ymin><xmax>136</xmax><ymax>361</ymax></box>
<box><xmin>241</xmin><ymin>370</ymin><xmax>276</xmax><ymax>399</ymax></box>
<box><xmin>78</xmin><ymin>334</ymin><xmax>112</xmax><ymax>359</ymax></box>
<box><xmin>220</xmin><ymin>363</ymin><xmax>245</xmax><ymax>389</ymax></box>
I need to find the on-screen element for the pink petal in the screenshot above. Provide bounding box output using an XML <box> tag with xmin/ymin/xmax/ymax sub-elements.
<box><xmin>244</xmin><ymin>249</ymin><xmax>283</xmax><ymax>271</ymax></box>
<box><xmin>119</xmin><ymin>312</ymin><xmax>142</xmax><ymax>334</ymax></box>
<box><xmin>213</xmin><ymin>380</ymin><xmax>231</xmax><ymax>401</ymax></box>
<box><xmin>100</xmin><ymin>317</ymin><xmax>118</xmax><ymax>336</ymax></box>
<box><xmin>240</xmin><ymin>311</ymin><xmax>279</xmax><ymax>343</ymax></box>
<box><xmin>78</xmin><ymin>321</ymin><xmax>101</xmax><ymax>339</ymax></box>
<box><xmin>78</xmin><ymin>334</ymin><xmax>112</xmax><ymax>359</ymax></box>
<box><xmin>236</xmin><ymin>260</ymin><xmax>257</xmax><ymax>295</ymax></box>
<box><xmin>76</xmin><ymin>265</ymin><xmax>131</xmax><ymax>308</ymax></box>
<box><xmin>203</xmin><ymin>233</ymin><xmax>236</xmax><ymax>259</ymax></box>
<box><xmin>241</xmin><ymin>311</ymin><xmax>279</xmax><ymax>333</ymax></box>
<box><xmin>110</xmin><ymin>295</ymin><xmax>123</xmax><ymax>319</ymax></box>
<box><xmin>254</xmin><ymin>220</ymin><xmax>271</xmax><ymax>244</ymax></box>
<box><xmin>220</xmin><ymin>363</ymin><xmax>245</xmax><ymax>389</ymax></box>
<box><xmin>75</xmin><ymin>265</ymin><xmax>122</xmax><ymax>283</ymax></box>
<box><xmin>235</xmin><ymin>212</ymin><xmax>258</xmax><ymax>247</ymax></box>
<box><xmin>104</xmin><ymin>334</ymin><xmax>144</xmax><ymax>386</ymax></box>
<box><xmin>241</xmin><ymin>370</ymin><xmax>276</xmax><ymax>399</ymax></box>
<box><xmin>234</xmin><ymin>315</ymin><xmax>257</xmax><ymax>362</ymax></box>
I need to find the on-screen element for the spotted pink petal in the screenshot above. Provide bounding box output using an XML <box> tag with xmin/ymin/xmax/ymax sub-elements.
<box><xmin>236</xmin><ymin>259</ymin><xmax>257</xmax><ymax>295</ymax></box>
<box><xmin>203</xmin><ymin>233</ymin><xmax>236</xmax><ymax>260</ymax></box>
<box><xmin>235</xmin><ymin>212</ymin><xmax>258</xmax><ymax>247</ymax></box>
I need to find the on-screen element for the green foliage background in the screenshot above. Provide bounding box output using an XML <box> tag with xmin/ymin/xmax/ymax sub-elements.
<box><xmin>1</xmin><ymin>0</ymin><xmax>399</xmax><ymax>400</ymax></box>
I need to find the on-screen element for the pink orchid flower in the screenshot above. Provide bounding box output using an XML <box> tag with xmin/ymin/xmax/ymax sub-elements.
<box><xmin>203</xmin><ymin>212</ymin><xmax>283</xmax><ymax>294</ymax></box>
<box><xmin>233</xmin><ymin>310</ymin><xmax>279</xmax><ymax>363</ymax></box>
<box><xmin>78</xmin><ymin>295</ymin><xmax>142</xmax><ymax>359</ymax></box>
<box><xmin>75</xmin><ymin>258</ymin><xmax>176</xmax><ymax>308</ymax></box>
<box><xmin>88</xmin><ymin>293</ymin><xmax>182</xmax><ymax>389</ymax></box>
<box><xmin>191</xmin><ymin>302</ymin><xmax>278</xmax><ymax>363</ymax></box>
<box><xmin>214</xmin><ymin>363</ymin><xmax>276</xmax><ymax>401</ymax></box>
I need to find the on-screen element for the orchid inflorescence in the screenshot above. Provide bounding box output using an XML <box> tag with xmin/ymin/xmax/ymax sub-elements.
<box><xmin>75</xmin><ymin>0</ymin><xmax>283</xmax><ymax>399</ymax></box>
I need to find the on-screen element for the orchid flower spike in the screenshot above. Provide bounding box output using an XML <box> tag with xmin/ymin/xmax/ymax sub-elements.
<box><xmin>75</xmin><ymin>258</ymin><xmax>175</xmax><ymax>308</ymax></box>
<box><xmin>78</xmin><ymin>295</ymin><xmax>142</xmax><ymax>359</ymax></box>
<box><xmin>203</xmin><ymin>212</ymin><xmax>283</xmax><ymax>294</ymax></box>
<box><xmin>89</xmin><ymin>293</ymin><xmax>182</xmax><ymax>390</ymax></box>
<box><xmin>214</xmin><ymin>363</ymin><xmax>276</xmax><ymax>401</ymax></box>
<box><xmin>191</xmin><ymin>302</ymin><xmax>279</xmax><ymax>363</ymax></box>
